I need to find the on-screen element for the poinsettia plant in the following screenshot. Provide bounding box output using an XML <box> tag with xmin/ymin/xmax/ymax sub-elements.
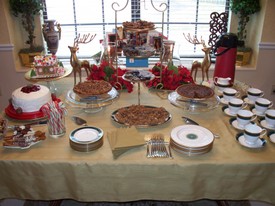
<box><xmin>87</xmin><ymin>61</ymin><xmax>134</xmax><ymax>93</ymax></box>
<box><xmin>146</xmin><ymin>63</ymin><xmax>194</xmax><ymax>90</ymax></box>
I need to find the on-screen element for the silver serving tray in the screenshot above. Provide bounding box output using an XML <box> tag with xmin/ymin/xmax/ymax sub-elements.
<box><xmin>111</xmin><ymin>105</ymin><xmax>172</xmax><ymax>128</ymax></box>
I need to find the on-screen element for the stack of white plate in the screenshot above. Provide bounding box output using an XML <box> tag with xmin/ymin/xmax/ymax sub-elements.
<box><xmin>170</xmin><ymin>125</ymin><xmax>214</xmax><ymax>156</ymax></box>
<box><xmin>69</xmin><ymin>126</ymin><xmax>104</xmax><ymax>152</ymax></box>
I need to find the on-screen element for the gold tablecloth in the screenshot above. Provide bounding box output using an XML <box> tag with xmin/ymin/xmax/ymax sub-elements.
<box><xmin>0</xmin><ymin>77</ymin><xmax>274</xmax><ymax>204</ymax></box>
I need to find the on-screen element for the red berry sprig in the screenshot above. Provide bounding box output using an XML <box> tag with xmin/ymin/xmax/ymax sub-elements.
<box><xmin>21</xmin><ymin>84</ymin><xmax>41</xmax><ymax>93</ymax></box>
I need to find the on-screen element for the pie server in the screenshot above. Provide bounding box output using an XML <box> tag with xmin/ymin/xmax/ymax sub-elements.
<box><xmin>181</xmin><ymin>116</ymin><xmax>220</xmax><ymax>138</ymax></box>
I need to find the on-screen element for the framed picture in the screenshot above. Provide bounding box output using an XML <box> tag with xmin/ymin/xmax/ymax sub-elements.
<box><xmin>138</xmin><ymin>31</ymin><xmax>148</xmax><ymax>45</ymax></box>
<box><xmin>107</xmin><ymin>33</ymin><xmax>117</xmax><ymax>43</ymax></box>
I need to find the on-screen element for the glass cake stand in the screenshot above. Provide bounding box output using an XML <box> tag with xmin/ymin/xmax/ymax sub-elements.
<box><xmin>168</xmin><ymin>91</ymin><xmax>221</xmax><ymax>114</ymax></box>
<box><xmin>65</xmin><ymin>87</ymin><xmax>119</xmax><ymax>113</ymax></box>
<box><xmin>24</xmin><ymin>67</ymin><xmax>73</xmax><ymax>96</ymax></box>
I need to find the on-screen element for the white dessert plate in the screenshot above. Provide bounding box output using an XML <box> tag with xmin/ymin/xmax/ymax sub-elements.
<box><xmin>267</xmin><ymin>131</ymin><xmax>275</xmax><ymax>143</ymax></box>
<box><xmin>236</xmin><ymin>133</ymin><xmax>266</xmax><ymax>149</ymax></box>
<box><xmin>171</xmin><ymin>144</ymin><xmax>212</xmax><ymax>156</ymax></box>
<box><xmin>229</xmin><ymin>117</ymin><xmax>245</xmax><ymax>130</ymax></box>
<box><xmin>222</xmin><ymin>106</ymin><xmax>237</xmax><ymax>117</ymax></box>
<box><xmin>170</xmin><ymin>125</ymin><xmax>214</xmax><ymax>148</ymax></box>
<box><xmin>259</xmin><ymin>119</ymin><xmax>275</xmax><ymax>130</ymax></box>
<box><xmin>70</xmin><ymin>126</ymin><xmax>103</xmax><ymax>144</ymax></box>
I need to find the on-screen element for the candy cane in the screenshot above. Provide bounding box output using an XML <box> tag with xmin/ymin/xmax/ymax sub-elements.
<box><xmin>42</xmin><ymin>100</ymin><xmax>66</xmax><ymax>136</ymax></box>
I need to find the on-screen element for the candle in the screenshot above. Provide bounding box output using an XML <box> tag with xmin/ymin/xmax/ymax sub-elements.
<box><xmin>107</xmin><ymin>45</ymin><xmax>111</xmax><ymax>65</ymax></box>
<box><xmin>169</xmin><ymin>44</ymin><xmax>173</xmax><ymax>62</ymax></box>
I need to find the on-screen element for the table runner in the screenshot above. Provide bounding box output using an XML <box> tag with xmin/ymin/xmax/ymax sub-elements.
<box><xmin>0</xmin><ymin>77</ymin><xmax>274</xmax><ymax>204</ymax></box>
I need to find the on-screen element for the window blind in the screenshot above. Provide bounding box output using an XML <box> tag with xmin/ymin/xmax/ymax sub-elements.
<box><xmin>42</xmin><ymin>0</ymin><xmax>229</xmax><ymax>59</ymax></box>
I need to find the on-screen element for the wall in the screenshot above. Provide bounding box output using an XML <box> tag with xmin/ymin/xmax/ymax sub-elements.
<box><xmin>1</xmin><ymin>0</ymin><xmax>275</xmax><ymax>112</ymax></box>
<box><xmin>0</xmin><ymin>0</ymin><xmax>28</xmax><ymax>111</ymax></box>
<box><xmin>234</xmin><ymin>0</ymin><xmax>275</xmax><ymax>103</ymax></box>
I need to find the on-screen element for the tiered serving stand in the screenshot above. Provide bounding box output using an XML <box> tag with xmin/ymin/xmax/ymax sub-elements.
<box><xmin>122</xmin><ymin>70</ymin><xmax>155</xmax><ymax>105</ymax></box>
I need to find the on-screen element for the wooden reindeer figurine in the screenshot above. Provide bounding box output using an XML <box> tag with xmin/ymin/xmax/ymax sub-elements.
<box><xmin>68</xmin><ymin>33</ymin><xmax>96</xmax><ymax>85</ymax></box>
<box><xmin>184</xmin><ymin>33</ymin><xmax>212</xmax><ymax>82</ymax></box>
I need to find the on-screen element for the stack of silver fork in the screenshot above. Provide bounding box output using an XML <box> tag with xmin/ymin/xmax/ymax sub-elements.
<box><xmin>146</xmin><ymin>134</ymin><xmax>173</xmax><ymax>158</ymax></box>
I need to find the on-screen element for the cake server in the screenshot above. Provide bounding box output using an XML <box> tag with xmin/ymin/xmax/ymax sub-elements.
<box><xmin>182</xmin><ymin>116</ymin><xmax>220</xmax><ymax>138</ymax></box>
<box><xmin>71</xmin><ymin>116</ymin><xmax>88</xmax><ymax>126</ymax></box>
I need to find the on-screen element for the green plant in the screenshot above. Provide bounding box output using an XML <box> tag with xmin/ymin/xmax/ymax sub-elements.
<box><xmin>230</xmin><ymin>0</ymin><xmax>260</xmax><ymax>47</ymax></box>
<box><xmin>9</xmin><ymin>0</ymin><xmax>43</xmax><ymax>52</ymax></box>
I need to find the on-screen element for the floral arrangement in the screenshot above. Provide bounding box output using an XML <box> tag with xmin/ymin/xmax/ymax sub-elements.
<box><xmin>146</xmin><ymin>63</ymin><xmax>194</xmax><ymax>90</ymax></box>
<box><xmin>87</xmin><ymin>61</ymin><xmax>134</xmax><ymax>93</ymax></box>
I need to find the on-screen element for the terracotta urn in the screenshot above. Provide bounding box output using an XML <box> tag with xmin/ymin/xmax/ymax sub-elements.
<box><xmin>42</xmin><ymin>20</ymin><xmax>61</xmax><ymax>55</ymax></box>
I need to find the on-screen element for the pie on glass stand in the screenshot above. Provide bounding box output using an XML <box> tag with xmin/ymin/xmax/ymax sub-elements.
<box><xmin>73</xmin><ymin>80</ymin><xmax>112</xmax><ymax>97</ymax></box>
<box><xmin>176</xmin><ymin>84</ymin><xmax>215</xmax><ymax>100</ymax></box>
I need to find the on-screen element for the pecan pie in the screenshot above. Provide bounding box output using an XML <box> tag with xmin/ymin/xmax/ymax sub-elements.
<box><xmin>113</xmin><ymin>105</ymin><xmax>170</xmax><ymax>126</ymax></box>
<box><xmin>73</xmin><ymin>80</ymin><xmax>112</xmax><ymax>97</ymax></box>
<box><xmin>123</xmin><ymin>20</ymin><xmax>155</xmax><ymax>30</ymax></box>
<box><xmin>176</xmin><ymin>84</ymin><xmax>214</xmax><ymax>100</ymax></box>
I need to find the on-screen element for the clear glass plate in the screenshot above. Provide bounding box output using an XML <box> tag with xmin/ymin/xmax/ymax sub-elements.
<box><xmin>66</xmin><ymin>87</ymin><xmax>119</xmax><ymax>109</ymax></box>
<box><xmin>168</xmin><ymin>91</ymin><xmax>220</xmax><ymax>114</ymax></box>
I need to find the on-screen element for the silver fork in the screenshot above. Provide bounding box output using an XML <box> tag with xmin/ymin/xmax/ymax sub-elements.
<box><xmin>147</xmin><ymin>134</ymin><xmax>173</xmax><ymax>158</ymax></box>
<box><xmin>152</xmin><ymin>134</ymin><xmax>169</xmax><ymax>158</ymax></box>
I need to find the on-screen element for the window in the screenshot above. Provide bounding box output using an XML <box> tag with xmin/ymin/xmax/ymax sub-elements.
<box><xmin>42</xmin><ymin>0</ymin><xmax>229</xmax><ymax>59</ymax></box>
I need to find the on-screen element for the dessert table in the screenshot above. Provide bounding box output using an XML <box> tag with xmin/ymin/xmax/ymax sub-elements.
<box><xmin>0</xmin><ymin>77</ymin><xmax>275</xmax><ymax>204</ymax></box>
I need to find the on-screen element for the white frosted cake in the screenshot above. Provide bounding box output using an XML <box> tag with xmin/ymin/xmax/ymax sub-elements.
<box><xmin>11</xmin><ymin>84</ymin><xmax>52</xmax><ymax>113</ymax></box>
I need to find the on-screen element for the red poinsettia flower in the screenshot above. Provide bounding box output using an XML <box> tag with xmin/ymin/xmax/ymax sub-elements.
<box><xmin>146</xmin><ymin>63</ymin><xmax>194</xmax><ymax>90</ymax></box>
<box><xmin>88</xmin><ymin>64</ymin><xmax>106</xmax><ymax>80</ymax></box>
<box><xmin>87</xmin><ymin>61</ymin><xmax>133</xmax><ymax>93</ymax></box>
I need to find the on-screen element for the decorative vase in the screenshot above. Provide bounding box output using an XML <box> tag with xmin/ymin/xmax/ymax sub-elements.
<box><xmin>42</xmin><ymin>20</ymin><xmax>61</xmax><ymax>55</ymax></box>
